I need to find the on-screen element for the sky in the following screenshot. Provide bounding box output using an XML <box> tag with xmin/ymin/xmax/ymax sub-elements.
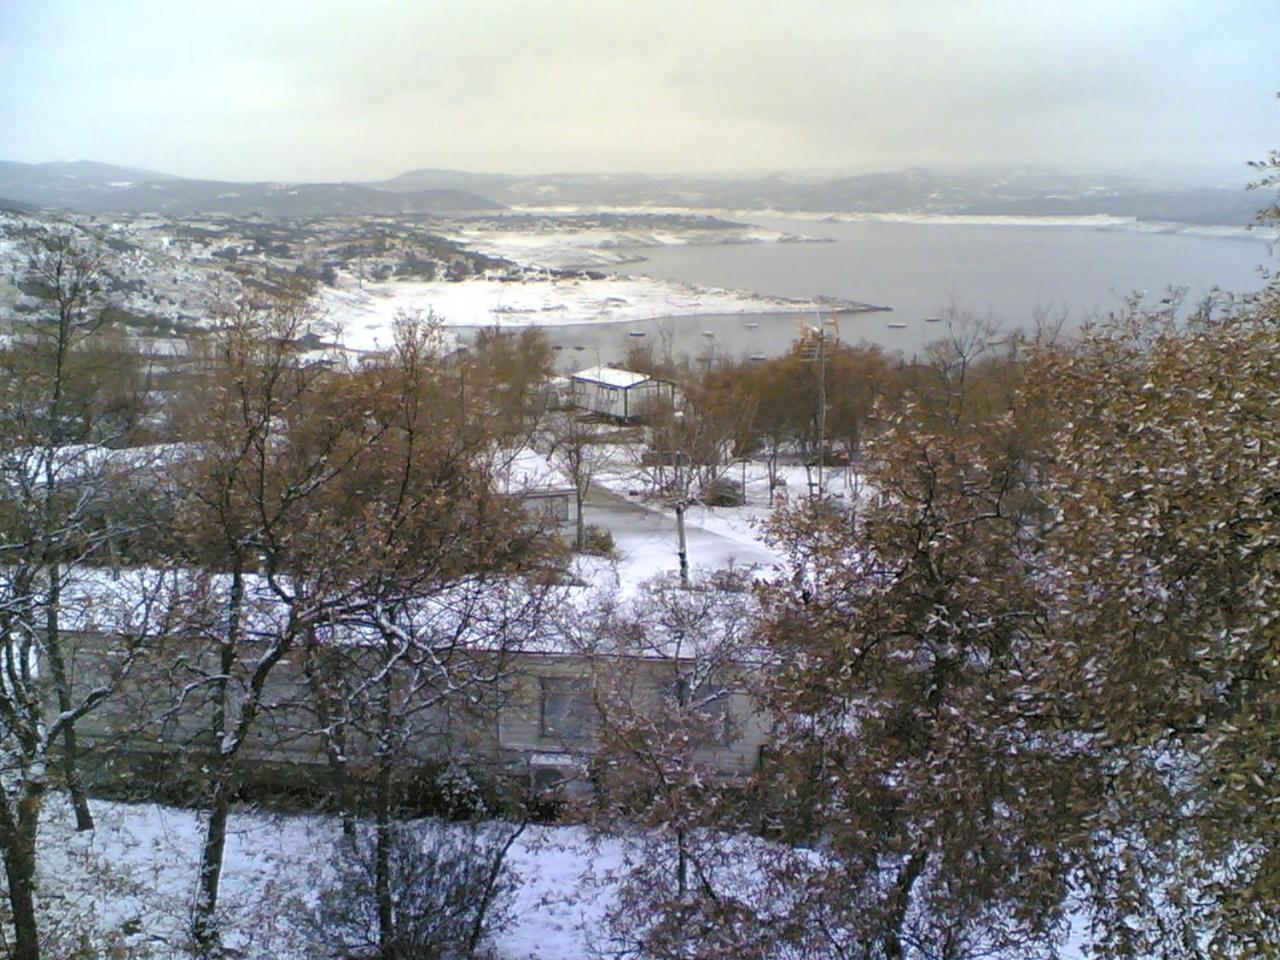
<box><xmin>1</xmin><ymin>0</ymin><xmax>1276</xmax><ymax>183</ymax></box>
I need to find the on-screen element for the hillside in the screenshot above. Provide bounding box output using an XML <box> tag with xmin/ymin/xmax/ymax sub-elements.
<box><xmin>374</xmin><ymin>165</ymin><xmax>1261</xmax><ymax>226</ymax></box>
<box><xmin>0</xmin><ymin>159</ymin><xmax>1260</xmax><ymax>225</ymax></box>
<box><xmin>0</xmin><ymin>161</ymin><xmax>504</xmax><ymax>216</ymax></box>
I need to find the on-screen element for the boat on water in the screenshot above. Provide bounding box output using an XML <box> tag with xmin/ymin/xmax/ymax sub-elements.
<box><xmin>925</xmin><ymin>316</ymin><xmax>942</xmax><ymax>322</ymax></box>
<box><xmin>887</xmin><ymin>322</ymin><xmax>909</xmax><ymax>329</ymax></box>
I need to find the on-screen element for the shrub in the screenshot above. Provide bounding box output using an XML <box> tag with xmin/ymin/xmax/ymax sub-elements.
<box><xmin>582</xmin><ymin>524</ymin><xmax>615</xmax><ymax>557</ymax></box>
<box><xmin>700</xmin><ymin>478</ymin><xmax>744</xmax><ymax>507</ymax></box>
<box><xmin>311</xmin><ymin>819</ymin><xmax>525</xmax><ymax>960</ymax></box>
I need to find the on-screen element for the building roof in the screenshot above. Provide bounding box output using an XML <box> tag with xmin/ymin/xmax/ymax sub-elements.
<box><xmin>569</xmin><ymin>366</ymin><xmax>654</xmax><ymax>389</ymax></box>
<box><xmin>495</xmin><ymin>447</ymin><xmax>575</xmax><ymax>495</ymax></box>
<box><xmin>42</xmin><ymin>565</ymin><xmax>763</xmax><ymax>660</ymax></box>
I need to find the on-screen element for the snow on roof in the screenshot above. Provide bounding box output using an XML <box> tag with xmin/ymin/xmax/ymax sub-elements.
<box><xmin>47</xmin><ymin>565</ymin><xmax>558</xmax><ymax>653</ymax></box>
<box><xmin>495</xmin><ymin>447</ymin><xmax>574</xmax><ymax>494</ymax></box>
<box><xmin>41</xmin><ymin>564</ymin><xmax>762</xmax><ymax>661</ymax></box>
<box><xmin>570</xmin><ymin>366</ymin><xmax>653</xmax><ymax>388</ymax></box>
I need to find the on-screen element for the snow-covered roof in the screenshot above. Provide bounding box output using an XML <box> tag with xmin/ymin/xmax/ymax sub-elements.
<box><xmin>45</xmin><ymin>565</ymin><xmax>558</xmax><ymax>653</ymax></box>
<box><xmin>38</xmin><ymin>564</ymin><xmax>763</xmax><ymax>661</ymax></box>
<box><xmin>569</xmin><ymin>366</ymin><xmax>654</xmax><ymax>389</ymax></box>
<box><xmin>495</xmin><ymin>448</ymin><xmax>574</xmax><ymax>494</ymax></box>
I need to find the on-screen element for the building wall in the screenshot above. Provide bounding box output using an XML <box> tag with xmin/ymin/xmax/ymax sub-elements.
<box><xmin>570</xmin><ymin>377</ymin><xmax>676</xmax><ymax>421</ymax></box>
<box><xmin>519</xmin><ymin>489</ymin><xmax>578</xmax><ymax>530</ymax></box>
<box><xmin>498</xmin><ymin>653</ymin><xmax>770</xmax><ymax>776</ymax></box>
<box><xmin>66</xmin><ymin>634</ymin><xmax>771</xmax><ymax>784</ymax></box>
<box><xmin>571</xmin><ymin>379</ymin><xmax>627</xmax><ymax>419</ymax></box>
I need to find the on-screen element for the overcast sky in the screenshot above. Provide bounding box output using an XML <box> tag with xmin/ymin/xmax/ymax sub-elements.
<box><xmin>1</xmin><ymin>0</ymin><xmax>1275</xmax><ymax>183</ymax></box>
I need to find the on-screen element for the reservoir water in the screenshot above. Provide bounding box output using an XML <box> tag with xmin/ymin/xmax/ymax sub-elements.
<box><xmin>464</xmin><ymin>215</ymin><xmax>1274</xmax><ymax>369</ymax></box>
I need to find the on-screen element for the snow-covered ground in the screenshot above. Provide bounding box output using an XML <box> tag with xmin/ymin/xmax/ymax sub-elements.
<box><xmin>41</xmin><ymin>787</ymin><xmax>1089</xmax><ymax>960</ymax></box>
<box><xmin>573</xmin><ymin>454</ymin><xmax>875</xmax><ymax>594</ymax></box>
<box><xmin>320</xmin><ymin>276</ymin><xmax>858</xmax><ymax>352</ymax></box>
<box><xmin>440</xmin><ymin>218</ymin><xmax>820</xmax><ymax>269</ymax></box>
<box><xmin>39</xmin><ymin>794</ymin><xmax>624</xmax><ymax>959</ymax></box>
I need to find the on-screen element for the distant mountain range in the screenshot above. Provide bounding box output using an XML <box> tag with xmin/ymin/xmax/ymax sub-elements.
<box><xmin>379</xmin><ymin>166</ymin><xmax>1263</xmax><ymax>226</ymax></box>
<box><xmin>0</xmin><ymin>159</ymin><xmax>1264</xmax><ymax>226</ymax></box>
<box><xmin>0</xmin><ymin>160</ymin><xmax>504</xmax><ymax>217</ymax></box>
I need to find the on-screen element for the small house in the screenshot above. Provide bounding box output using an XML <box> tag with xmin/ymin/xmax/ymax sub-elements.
<box><xmin>569</xmin><ymin>366</ymin><xmax>676</xmax><ymax>422</ymax></box>
<box><xmin>494</xmin><ymin>447</ymin><xmax>578</xmax><ymax>532</ymax></box>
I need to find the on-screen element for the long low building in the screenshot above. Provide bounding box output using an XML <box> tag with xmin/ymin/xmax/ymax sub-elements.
<box><xmin>56</xmin><ymin>569</ymin><xmax>771</xmax><ymax>795</ymax></box>
<box><xmin>569</xmin><ymin>366</ymin><xmax>677</xmax><ymax>422</ymax></box>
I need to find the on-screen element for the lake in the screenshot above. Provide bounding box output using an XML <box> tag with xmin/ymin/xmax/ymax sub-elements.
<box><xmin>464</xmin><ymin>215</ymin><xmax>1275</xmax><ymax>368</ymax></box>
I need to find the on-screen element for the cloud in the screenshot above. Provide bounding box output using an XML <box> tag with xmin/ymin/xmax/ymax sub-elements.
<box><xmin>0</xmin><ymin>0</ymin><xmax>1275</xmax><ymax>179</ymax></box>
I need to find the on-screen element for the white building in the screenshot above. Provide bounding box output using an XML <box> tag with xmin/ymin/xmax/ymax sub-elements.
<box><xmin>569</xmin><ymin>366</ymin><xmax>676</xmax><ymax>422</ymax></box>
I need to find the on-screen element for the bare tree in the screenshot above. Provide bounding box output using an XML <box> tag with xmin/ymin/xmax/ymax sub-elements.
<box><xmin>559</xmin><ymin>571</ymin><xmax>770</xmax><ymax>959</ymax></box>
<box><xmin>171</xmin><ymin>285</ymin><xmax>375</xmax><ymax>950</ymax></box>
<box><xmin>2</xmin><ymin>227</ymin><xmax>110</xmax><ymax>833</ymax></box>
<box><xmin>545</xmin><ymin>411</ymin><xmax>616</xmax><ymax>550</ymax></box>
<box><xmin>170</xmin><ymin>304</ymin><xmax>559</xmax><ymax>952</ymax></box>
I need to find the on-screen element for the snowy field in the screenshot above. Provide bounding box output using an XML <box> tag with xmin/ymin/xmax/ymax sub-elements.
<box><xmin>320</xmin><ymin>276</ymin><xmax>855</xmax><ymax>352</ymax></box>
<box><xmin>566</xmin><ymin>455</ymin><xmax>875</xmax><ymax>594</ymax></box>
<box><xmin>39</xmin><ymin>795</ymin><xmax>627</xmax><ymax>959</ymax></box>
<box><xmin>40</xmin><ymin>782</ymin><xmax>1087</xmax><ymax>960</ymax></box>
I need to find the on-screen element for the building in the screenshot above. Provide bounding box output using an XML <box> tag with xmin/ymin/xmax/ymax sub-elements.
<box><xmin>59</xmin><ymin>569</ymin><xmax>770</xmax><ymax>794</ymax></box>
<box><xmin>569</xmin><ymin>366</ymin><xmax>676</xmax><ymax>422</ymax></box>
<box><xmin>494</xmin><ymin>447</ymin><xmax>578</xmax><ymax>532</ymax></box>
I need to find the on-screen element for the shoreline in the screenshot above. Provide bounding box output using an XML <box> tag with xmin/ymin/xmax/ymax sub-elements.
<box><xmin>321</xmin><ymin>275</ymin><xmax>888</xmax><ymax>353</ymax></box>
<box><xmin>504</xmin><ymin>203</ymin><xmax>1278</xmax><ymax>241</ymax></box>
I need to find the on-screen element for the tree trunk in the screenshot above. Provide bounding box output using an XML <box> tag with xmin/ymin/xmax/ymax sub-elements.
<box><xmin>40</xmin><ymin>309</ymin><xmax>94</xmax><ymax>832</ymax></box>
<box><xmin>0</xmin><ymin>784</ymin><xmax>45</xmax><ymax>960</ymax></box>
<box><xmin>192</xmin><ymin>558</ymin><xmax>243</xmax><ymax>950</ymax></box>
<box><xmin>374</xmin><ymin>667</ymin><xmax>396</xmax><ymax>956</ymax></box>
<box><xmin>575</xmin><ymin>487</ymin><xmax>586</xmax><ymax>551</ymax></box>
<box><xmin>192</xmin><ymin>780</ymin><xmax>229</xmax><ymax>953</ymax></box>
<box><xmin>675</xmin><ymin>502</ymin><xmax>689</xmax><ymax>587</ymax></box>
<box><xmin>883</xmin><ymin>846</ymin><xmax>928</xmax><ymax>960</ymax></box>
<box><xmin>57</xmin><ymin>722</ymin><xmax>93</xmax><ymax>833</ymax></box>
<box><xmin>676</xmin><ymin>826</ymin><xmax>689</xmax><ymax>899</ymax></box>
<box><xmin>302</xmin><ymin>638</ymin><xmax>355</xmax><ymax>838</ymax></box>
<box><xmin>43</xmin><ymin>569</ymin><xmax>93</xmax><ymax>831</ymax></box>
<box><xmin>375</xmin><ymin>767</ymin><xmax>393</xmax><ymax>956</ymax></box>
<box><xmin>466</xmin><ymin>820</ymin><xmax>527</xmax><ymax>958</ymax></box>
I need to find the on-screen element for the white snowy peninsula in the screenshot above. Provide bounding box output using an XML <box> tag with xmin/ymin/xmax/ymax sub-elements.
<box><xmin>318</xmin><ymin>211</ymin><xmax>875</xmax><ymax>351</ymax></box>
<box><xmin>321</xmin><ymin>274</ymin><xmax>869</xmax><ymax>352</ymax></box>
<box><xmin>439</xmin><ymin>211</ymin><xmax>824</xmax><ymax>269</ymax></box>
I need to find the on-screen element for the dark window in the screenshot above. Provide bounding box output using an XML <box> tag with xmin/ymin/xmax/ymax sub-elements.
<box><xmin>540</xmin><ymin>677</ymin><xmax>591</xmax><ymax>739</ymax></box>
<box><xmin>528</xmin><ymin>493</ymin><xmax>570</xmax><ymax>522</ymax></box>
<box><xmin>668</xmin><ymin>678</ymin><xmax>733</xmax><ymax>746</ymax></box>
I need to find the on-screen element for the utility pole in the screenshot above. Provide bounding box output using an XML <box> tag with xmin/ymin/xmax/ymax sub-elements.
<box><xmin>816</xmin><ymin>324</ymin><xmax>827</xmax><ymax>501</ymax></box>
<box><xmin>799</xmin><ymin>315</ymin><xmax>832</xmax><ymax>501</ymax></box>
<box><xmin>675</xmin><ymin>498</ymin><xmax>689</xmax><ymax>587</ymax></box>
<box><xmin>455</xmin><ymin>345</ymin><xmax>470</xmax><ymax>433</ymax></box>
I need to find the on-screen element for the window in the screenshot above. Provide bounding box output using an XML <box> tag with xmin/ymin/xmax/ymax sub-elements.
<box><xmin>667</xmin><ymin>677</ymin><xmax>733</xmax><ymax>747</ymax></box>
<box><xmin>529</xmin><ymin>493</ymin><xmax>570</xmax><ymax>522</ymax></box>
<box><xmin>540</xmin><ymin>677</ymin><xmax>592</xmax><ymax>739</ymax></box>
